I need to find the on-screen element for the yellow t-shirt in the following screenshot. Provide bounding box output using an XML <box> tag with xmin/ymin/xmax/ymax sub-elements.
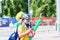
<box><xmin>18</xmin><ymin>23</ymin><xmax>29</xmax><ymax>40</ymax></box>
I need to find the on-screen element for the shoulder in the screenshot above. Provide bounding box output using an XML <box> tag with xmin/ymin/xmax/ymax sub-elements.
<box><xmin>18</xmin><ymin>24</ymin><xmax>23</xmax><ymax>32</ymax></box>
<box><xmin>18</xmin><ymin>23</ymin><xmax>26</xmax><ymax>29</ymax></box>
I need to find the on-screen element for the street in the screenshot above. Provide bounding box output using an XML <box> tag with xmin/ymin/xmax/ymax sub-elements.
<box><xmin>0</xmin><ymin>26</ymin><xmax>60</xmax><ymax>40</ymax></box>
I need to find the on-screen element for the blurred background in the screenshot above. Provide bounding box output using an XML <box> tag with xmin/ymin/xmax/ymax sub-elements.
<box><xmin>1</xmin><ymin>0</ymin><xmax>60</xmax><ymax>40</ymax></box>
<box><xmin>0</xmin><ymin>0</ymin><xmax>56</xmax><ymax>17</ymax></box>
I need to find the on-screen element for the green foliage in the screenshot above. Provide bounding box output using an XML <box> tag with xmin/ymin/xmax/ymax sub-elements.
<box><xmin>0</xmin><ymin>0</ymin><xmax>56</xmax><ymax>17</ymax></box>
<box><xmin>30</xmin><ymin>0</ymin><xmax>56</xmax><ymax>17</ymax></box>
<box><xmin>1</xmin><ymin>0</ymin><xmax>28</xmax><ymax>17</ymax></box>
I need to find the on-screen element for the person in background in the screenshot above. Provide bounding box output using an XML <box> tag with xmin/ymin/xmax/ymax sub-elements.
<box><xmin>18</xmin><ymin>14</ymin><xmax>35</xmax><ymax>40</ymax></box>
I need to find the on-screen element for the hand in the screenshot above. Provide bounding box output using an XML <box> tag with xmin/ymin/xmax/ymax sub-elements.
<box><xmin>26</xmin><ymin>28</ymin><xmax>33</xmax><ymax>34</ymax></box>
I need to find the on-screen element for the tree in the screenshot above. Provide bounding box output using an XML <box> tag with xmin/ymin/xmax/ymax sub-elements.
<box><xmin>1</xmin><ymin>0</ymin><xmax>28</xmax><ymax>17</ymax></box>
<box><xmin>30</xmin><ymin>0</ymin><xmax>56</xmax><ymax>17</ymax></box>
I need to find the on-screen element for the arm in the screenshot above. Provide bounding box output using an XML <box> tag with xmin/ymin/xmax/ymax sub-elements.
<box><xmin>18</xmin><ymin>26</ymin><xmax>32</xmax><ymax>37</ymax></box>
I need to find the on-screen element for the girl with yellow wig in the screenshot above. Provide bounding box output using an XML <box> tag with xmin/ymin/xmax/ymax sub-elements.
<box><xmin>16</xmin><ymin>12</ymin><xmax>32</xmax><ymax>40</ymax></box>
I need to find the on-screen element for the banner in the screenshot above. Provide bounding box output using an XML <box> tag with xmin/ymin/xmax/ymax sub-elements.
<box><xmin>0</xmin><ymin>18</ymin><xmax>9</xmax><ymax>27</ymax></box>
<box><xmin>31</xmin><ymin>18</ymin><xmax>56</xmax><ymax>25</ymax></box>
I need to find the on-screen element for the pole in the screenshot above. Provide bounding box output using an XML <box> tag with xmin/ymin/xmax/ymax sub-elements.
<box><xmin>0</xmin><ymin>0</ymin><xmax>2</xmax><ymax>13</ymax></box>
<box><xmin>56</xmin><ymin>0</ymin><xmax>60</xmax><ymax>35</ymax></box>
<box><xmin>28</xmin><ymin>0</ymin><xmax>30</xmax><ymax>14</ymax></box>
